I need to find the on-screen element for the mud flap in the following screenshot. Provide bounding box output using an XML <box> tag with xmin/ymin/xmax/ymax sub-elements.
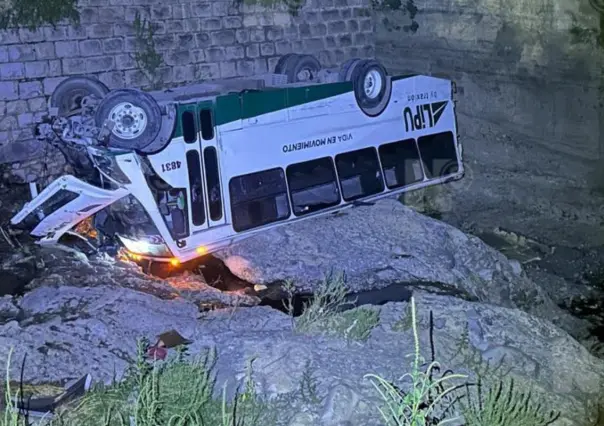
<box><xmin>10</xmin><ymin>175</ymin><xmax>130</xmax><ymax>244</ymax></box>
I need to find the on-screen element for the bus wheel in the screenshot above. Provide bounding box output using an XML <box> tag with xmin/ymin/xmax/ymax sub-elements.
<box><xmin>50</xmin><ymin>76</ymin><xmax>110</xmax><ymax>116</ymax></box>
<box><xmin>274</xmin><ymin>53</ymin><xmax>297</xmax><ymax>74</ymax></box>
<box><xmin>94</xmin><ymin>88</ymin><xmax>163</xmax><ymax>152</ymax></box>
<box><xmin>282</xmin><ymin>54</ymin><xmax>322</xmax><ymax>83</ymax></box>
<box><xmin>350</xmin><ymin>59</ymin><xmax>391</xmax><ymax>117</ymax></box>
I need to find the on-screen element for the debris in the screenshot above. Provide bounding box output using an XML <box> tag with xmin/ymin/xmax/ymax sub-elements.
<box><xmin>146</xmin><ymin>329</ymin><xmax>193</xmax><ymax>361</ymax></box>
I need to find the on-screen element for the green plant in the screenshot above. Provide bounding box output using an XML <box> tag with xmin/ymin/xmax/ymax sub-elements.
<box><xmin>132</xmin><ymin>12</ymin><xmax>164</xmax><ymax>90</ymax></box>
<box><xmin>461</xmin><ymin>377</ymin><xmax>559</xmax><ymax>426</ymax></box>
<box><xmin>364</xmin><ymin>296</ymin><xmax>467</xmax><ymax>425</ymax></box>
<box><xmin>0</xmin><ymin>0</ymin><xmax>79</xmax><ymax>31</ymax></box>
<box><xmin>298</xmin><ymin>360</ymin><xmax>321</xmax><ymax>406</ymax></box>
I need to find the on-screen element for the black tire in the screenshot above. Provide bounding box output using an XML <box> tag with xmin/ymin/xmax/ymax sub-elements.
<box><xmin>274</xmin><ymin>53</ymin><xmax>298</xmax><ymax>74</ymax></box>
<box><xmin>350</xmin><ymin>59</ymin><xmax>392</xmax><ymax>117</ymax></box>
<box><xmin>282</xmin><ymin>54</ymin><xmax>322</xmax><ymax>83</ymax></box>
<box><xmin>94</xmin><ymin>89</ymin><xmax>163</xmax><ymax>152</ymax></box>
<box><xmin>338</xmin><ymin>57</ymin><xmax>362</xmax><ymax>82</ymax></box>
<box><xmin>50</xmin><ymin>76</ymin><xmax>110</xmax><ymax>116</ymax></box>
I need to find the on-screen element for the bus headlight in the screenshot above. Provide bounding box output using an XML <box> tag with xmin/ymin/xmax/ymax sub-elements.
<box><xmin>118</xmin><ymin>235</ymin><xmax>173</xmax><ymax>258</ymax></box>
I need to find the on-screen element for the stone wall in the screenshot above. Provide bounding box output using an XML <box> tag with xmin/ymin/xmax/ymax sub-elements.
<box><xmin>374</xmin><ymin>0</ymin><xmax>604</xmax><ymax>248</ymax></box>
<box><xmin>0</xmin><ymin>0</ymin><xmax>375</xmax><ymax>181</ymax></box>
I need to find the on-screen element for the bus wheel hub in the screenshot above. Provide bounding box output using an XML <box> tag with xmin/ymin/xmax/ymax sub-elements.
<box><xmin>109</xmin><ymin>102</ymin><xmax>148</xmax><ymax>140</ymax></box>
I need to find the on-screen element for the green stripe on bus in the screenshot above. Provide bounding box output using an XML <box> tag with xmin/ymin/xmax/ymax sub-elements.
<box><xmin>172</xmin><ymin>81</ymin><xmax>355</xmax><ymax>138</ymax></box>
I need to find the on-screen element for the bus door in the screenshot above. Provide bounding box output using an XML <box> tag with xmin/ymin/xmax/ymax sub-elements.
<box><xmin>185</xmin><ymin>101</ymin><xmax>226</xmax><ymax>233</ymax></box>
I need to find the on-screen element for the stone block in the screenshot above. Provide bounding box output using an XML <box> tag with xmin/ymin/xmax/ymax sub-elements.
<box><xmin>25</xmin><ymin>61</ymin><xmax>49</xmax><ymax>78</ymax></box>
<box><xmin>114</xmin><ymin>23</ymin><xmax>135</xmax><ymax>37</ymax></box>
<box><xmin>27</xmin><ymin>97</ymin><xmax>47</xmax><ymax>112</ymax></box>
<box><xmin>48</xmin><ymin>60</ymin><xmax>62</xmax><ymax>77</ymax></box>
<box><xmin>124</xmin><ymin>69</ymin><xmax>148</xmax><ymax>87</ymax></box>
<box><xmin>86</xmin><ymin>56</ymin><xmax>115</xmax><ymax>73</ymax></box>
<box><xmin>341</xmin><ymin>8</ymin><xmax>351</xmax><ymax>18</ymax></box>
<box><xmin>19</xmin><ymin>81</ymin><xmax>43</xmax><ymax>99</ymax></box>
<box><xmin>273</xmin><ymin>12</ymin><xmax>291</xmax><ymax>26</ymax></box>
<box><xmin>236</xmin><ymin>59</ymin><xmax>255</xmax><ymax>76</ymax></box>
<box><xmin>9</xmin><ymin>45</ymin><xmax>36</xmax><ymax>61</ymax></box>
<box><xmin>196</xmin><ymin>32</ymin><xmax>211</xmax><ymax>47</ymax></box>
<box><xmin>253</xmin><ymin>58</ymin><xmax>268</xmax><ymax>73</ymax></box>
<box><xmin>0</xmin><ymin>47</ymin><xmax>7</xmax><ymax>63</ymax></box>
<box><xmin>310</xmin><ymin>23</ymin><xmax>327</xmax><ymax>37</ymax></box>
<box><xmin>338</xmin><ymin>34</ymin><xmax>353</xmax><ymax>47</ymax></box>
<box><xmin>98</xmin><ymin>7</ymin><xmax>125</xmax><ymax>23</ymax></box>
<box><xmin>275</xmin><ymin>40</ymin><xmax>292</xmax><ymax>55</ymax></box>
<box><xmin>246</xmin><ymin>44</ymin><xmax>260</xmax><ymax>59</ymax></box>
<box><xmin>43</xmin><ymin>26</ymin><xmax>69</xmax><ymax>41</ymax></box>
<box><xmin>267</xmin><ymin>56</ymin><xmax>280</xmax><ymax>72</ymax></box>
<box><xmin>0</xmin><ymin>30</ymin><xmax>20</xmax><ymax>45</ymax></box>
<box><xmin>299</xmin><ymin>23</ymin><xmax>311</xmax><ymax>38</ymax></box>
<box><xmin>116</xmin><ymin>54</ymin><xmax>136</xmax><ymax>70</ymax></box>
<box><xmin>260</xmin><ymin>43</ymin><xmax>275</xmax><ymax>57</ymax></box>
<box><xmin>235</xmin><ymin>29</ymin><xmax>250</xmax><ymax>43</ymax></box>
<box><xmin>257</xmin><ymin>13</ymin><xmax>274</xmax><ymax>26</ymax></box>
<box><xmin>55</xmin><ymin>41</ymin><xmax>79</xmax><ymax>58</ymax></box>
<box><xmin>242</xmin><ymin>14</ymin><xmax>258</xmax><ymax>27</ymax></box>
<box><xmin>6</xmin><ymin>101</ymin><xmax>28</xmax><ymax>115</ymax></box>
<box><xmin>166</xmin><ymin>20</ymin><xmax>186</xmax><ymax>33</ymax></box>
<box><xmin>360</xmin><ymin>18</ymin><xmax>372</xmax><ymax>32</ymax></box>
<box><xmin>196</xmin><ymin>63</ymin><xmax>220</xmax><ymax>79</ymax></box>
<box><xmin>225</xmin><ymin>45</ymin><xmax>244</xmax><ymax>60</ymax></box>
<box><xmin>0</xmin><ymin>63</ymin><xmax>25</xmax><ymax>80</ymax></box>
<box><xmin>43</xmin><ymin>77</ymin><xmax>68</xmax><ymax>96</ymax></box>
<box><xmin>347</xmin><ymin>20</ymin><xmax>359</xmax><ymax>33</ymax></box>
<box><xmin>201</xmin><ymin>18</ymin><xmax>222</xmax><ymax>31</ymax></box>
<box><xmin>328</xmin><ymin>21</ymin><xmax>347</xmax><ymax>34</ymax></box>
<box><xmin>265</xmin><ymin>26</ymin><xmax>284</xmax><ymax>41</ymax></box>
<box><xmin>17</xmin><ymin>113</ymin><xmax>34</xmax><ymax>128</ymax></box>
<box><xmin>223</xmin><ymin>16</ymin><xmax>242</xmax><ymax>29</ymax></box>
<box><xmin>80</xmin><ymin>40</ymin><xmax>103</xmax><ymax>57</ymax></box>
<box><xmin>321</xmin><ymin>9</ymin><xmax>340</xmax><ymax>21</ymax></box>
<box><xmin>79</xmin><ymin>7</ymin><xmax>100</xmax><ymax>24</ymax></box>
<box><xmin>191</xmin><ymin>49</ymin><xmax>206</xmax><ymax>63</ymax></box>
<box><xmin>248</xmin><ymin>28</ymin><xmax>264</xmax><ymax>43</ymax></box>
<box><xmin>62</xmin><ymin>58</ymin><xmax>87</xmax><ymax>75</ymax></box>
<box><xmin>103</xmin><ymin>38</ymin><xmax>124</xmax><ymax>54</ymax></box>
<box><xmin>211</xmin><ymin>30</ymin><xmax>236</xmax><ymax>46</ymax></box>
<box><xmin>0</xmin><ymin>116</ymin><xmax>18</xmax><ymax>131</ymax></box>
<box><xmin>220</xmin><ymin>61</ymin><xmax>237</xmax><ymax>78</ymax></box>
<box><xmin>18</xmin><ymin>28</ymin><xmax>45</xmax><ymax>43</ymax></box>
<box><xmin>154</xmin><ymin>34</ymin><xmax>176</xmax><ymax>51</ymax></box>
<box><xmin>165</xmin><ymin>50</ymin><xmax>193</xmax><ymax>66</ymax></box>
<box><xmin>192</xmin><ymin>3</ymin><xmax>212</xmax><ymax>17</ymax></box>
<box><xmin>172</xmin><ymin>65</ymin><xmax>196</xmax><ymax>83</ymax></box>
<box><xmin>67</xmin><ymin>26</ymin><xmax>88</xmax><ymax>40</ymax></box>
<box><xmin>325</xmin><ymin>36</ymin><xmax>337</xmax><ymax>48</ymax></box>
<box><xmin>304</xmin><ymin>38</ymin><xmax>325</xmax><ymax>51</ymax></box>
<box><xmin>212</xmin><ymin>2</ymin><xmax>229</xmax><ymax>17</ymax></box>
<box><xmin>185</xmin><ymin>18</ymin><xmax>201</xmax><ymax>32</ymax></box>
<box><xmin>151</xmin><ymin>5</ymin><xmax>172</xmax><ymax>20</ymax></box>
<box><xmin>35</xmin><ymin>42</ymin><xmax>56</xmax><ymax>60</ymax></box>
<box><xmin>304</xmin><ymin>11</ymin><xmax>319</xmax><ymax>24</ymax></box>
<box><xmin>87</xmin><ymin>24</ymin><xmax>114</xmax><ymax>38</ymax></box>
<box><xmin>206</xmin><ymin>47</ymin><xmax>225</xmax><ymax>62</ymax></box>
<box><xmin>177</xmin><ymin>34</ymin><xmax>196</xmax><ymax>50</ymax></box>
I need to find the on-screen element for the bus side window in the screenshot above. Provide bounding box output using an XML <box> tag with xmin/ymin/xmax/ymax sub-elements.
<box><xmin>335</xmin><ymin>147</ymin><xmax>384</xmax><ymax>202</ymax></box>
<box><xmin>229</xmin><ymin>168</ymin><xmax>290</xmax><ymax>232</ymax></box>
<box><xmin>200</xmin><ymin>109</ymin><xmax>214</xmax><ymax>141</ymax></box>
<box><xmin>203</xmin><ymin>146</ymin><xmax>223</xmax><ymax>221</ymax></box>
<box><xmin>286</xmin><ymin>157</ymin><xmax>340</xmax><ymax>216</ymax></box>
<box><xmin>416</xmin><ymin>131</ymin><xmax>458</xmax><ymax>179</ymax></box>
<box><xmin>378</xmin><ymin>139</ymin><xmax>424</xmax><ymax>189</ymax></box>
<box><xmin>182</xmin><ymin>111</ymin><xmax>196</xmax><ymax>143</ymax></box>
<box><xmin>186</xmin><ymin>150</ymin><xmax>206</xmax><ymax>226</ymax></box>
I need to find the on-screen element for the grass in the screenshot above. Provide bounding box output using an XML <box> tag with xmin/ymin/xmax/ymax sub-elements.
<box><xmin>0</xmin><ymin>279</ymin><xmax>564</xmax><ymax>426</ymax></box>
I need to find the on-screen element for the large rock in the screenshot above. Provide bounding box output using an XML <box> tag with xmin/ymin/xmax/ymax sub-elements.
<box><xmin>0</xmin><ymin>285</ymin><xmax>601</xmax><ymax>426</ymax></box>
<box><xmin>214</xmin><ymin>198</ymin><xmax>589</xmax><ymax>338</ymax></box>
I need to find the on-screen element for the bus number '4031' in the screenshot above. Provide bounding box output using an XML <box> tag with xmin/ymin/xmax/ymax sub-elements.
<box><xmin>161</xmin><ymin>161</ymin><xmax>181</xmax><ymax>172</ymax></box>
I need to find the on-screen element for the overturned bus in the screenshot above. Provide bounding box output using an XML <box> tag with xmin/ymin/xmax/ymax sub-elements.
<box><xmin>10</xmin><ymin>54</ymin><xmax>464</xmax><ymax>267</ymax></box>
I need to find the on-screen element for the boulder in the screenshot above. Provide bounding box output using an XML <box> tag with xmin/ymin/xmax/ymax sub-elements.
<box><xmin>0</xmin><ymin>285</ymin><xmax>601</xmax><ymax>426</ymax></box>
<box><xmin>214</xmin><ymin>198</ymin><xmax>590</xmax><ymax>338</ymax></box>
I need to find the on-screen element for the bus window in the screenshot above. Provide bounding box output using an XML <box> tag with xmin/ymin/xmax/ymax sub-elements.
<box><xmin>200</xmin><ymin>109</ymin><xmax>214</xmax><ymax>141</ymax></box>
<box><xmin>182</xmin><ymin>111</ymin><xmax>196</xmax><ymax>143</ymax></box>
<box><xmin>203</xmin><ymin>146</ymin><xmax>223</xmax><ymax>221</ymax></box>
<box><xmin>335</xmin><ymin>147</ymin><xmax>384</xmax><ymax>201</ymax></box>
<box><xmin>229</xmin><ymin>168</ymin><xmax>290</xmax><ymax>232</ymax></box>
<box><xmin>286</xmin><ymin>157</ymin><xmax>340</xmax><ymax>216</ymax></box>
<box><xmin>378</xmin><ymin>139</ymin><xmax>424</xmax><ymax>189</ymax></box>
<box><xmin>186</xmin><ymin>150</ymin><xmax>206</xmax><ymax>226</ymax></box>
<box><xmin>416</xmin><ymin>131</ymin><xmax>458</xmax><ymax>179</ymax></box>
